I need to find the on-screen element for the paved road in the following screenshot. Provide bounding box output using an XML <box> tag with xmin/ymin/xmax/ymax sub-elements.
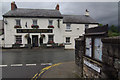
<box><xmin>1</xmin><ymin>48</ymin><xmax>75</xmax><ymax>79</ymax></box>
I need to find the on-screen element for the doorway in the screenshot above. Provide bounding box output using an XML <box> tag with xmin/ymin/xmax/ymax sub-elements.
<box><xmin>32</xmin><ymin>35</ymin><xmax>38</xmax><ymax>47</ymax></box>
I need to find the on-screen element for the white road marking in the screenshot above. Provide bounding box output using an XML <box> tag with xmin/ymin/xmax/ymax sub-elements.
<box><xmin>0</xmin><ymin>65</ymin><xmax>7</xmax><ymax>67</ymax></box>
<box><xmin>11</xmin><ymin>64</ymin><xmax>23</xmax><ymax>67</ymax></box>
<box><xmin>41</xmin><ymin>63</ymin><xmax>52</xmax><ymax>66</ymax></box>
<box><xmin>26</xmin><ymin>64</ymin><xmax>36</xmax><ymax>66</ymax></box>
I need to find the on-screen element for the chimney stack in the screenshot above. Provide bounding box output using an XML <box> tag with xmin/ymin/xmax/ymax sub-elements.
<box><xmin>55</xmin><ymin>4</ymin><xmax>59</xmax><ymax>10</ymax></box>
<box><xmin>85</xmin><ymin>9</ymin><xmax>89</xmax><ymax>17</ymax></box>
<box><xmin>11</xmin><ymin>1</ymin><xmax>17</xmax><ymax>10</ymax></box>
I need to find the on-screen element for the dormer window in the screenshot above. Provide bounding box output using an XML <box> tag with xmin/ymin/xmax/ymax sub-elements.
<box><xmin>49</xmin><ymin>20</ymin><xmax>53</xmax><ymax>26</ymax></box>
<box><xmin>16</xmin><ymin>19</ymin><xmax>21</xmax><ymax>26</ymax></box>
<box><xmin>33</xmin><ymin>20</ymin><xmax>37</xmax><ymax>25</ymax></box>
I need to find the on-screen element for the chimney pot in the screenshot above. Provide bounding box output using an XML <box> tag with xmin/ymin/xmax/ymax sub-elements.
<box><xmin>85</xmin><ymin>9</ymin><xmax>89</xmax><ymax>17</ymax></box>
<box><xmin>55</xmin><ymin>4</ymin><xmax>59</xmax><ymax>10</ymax></box>
<box><xmin>11</xmin><ymin>1</ymin><xmax>17</xmax><ymax>10</ymax></box>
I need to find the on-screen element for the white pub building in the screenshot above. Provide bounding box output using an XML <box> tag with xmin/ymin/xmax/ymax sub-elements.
<box><xmin>2</xmin><ymin>2</ymin><xmax>98</xmax><ymax>49</ymax></box>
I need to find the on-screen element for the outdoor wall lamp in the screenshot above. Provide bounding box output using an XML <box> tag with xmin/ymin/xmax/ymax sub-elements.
<box><xmin>3</xmin><ymin>19</ymin><xmax>7</xmax><ymax>25</ymax></box>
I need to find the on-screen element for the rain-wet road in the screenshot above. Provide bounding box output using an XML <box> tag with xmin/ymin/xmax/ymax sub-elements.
<box><xmin>1</xmin><ymin>48</ymin><xmax>75</xmax><ymax>79</ymax></box>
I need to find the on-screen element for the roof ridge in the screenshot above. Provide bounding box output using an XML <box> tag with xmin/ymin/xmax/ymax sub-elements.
<box><xmin>17</xmin><ymin>8</ymin><xmax>57</xmax><ymax>11</ymax></box>
<box><xmin>62</xmin><ymin>14</ymin><xmax>87</xmax><ymax>16</ymax></box>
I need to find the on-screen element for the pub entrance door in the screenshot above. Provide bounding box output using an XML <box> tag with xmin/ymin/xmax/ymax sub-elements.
<box><xmin>32</xmin><ymin>35</ymin><xmax>38</xmax><ymax>47</ymax></box>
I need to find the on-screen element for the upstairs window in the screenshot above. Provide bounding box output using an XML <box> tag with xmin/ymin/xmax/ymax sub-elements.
<box><xmin>33</xmin><ymin>20</ymin><xmax>37</xmax><ymax>25</ymax></box>
<box><xmin>49</xmin><ymin>20</ymin><xmax>53</xmax><ymax>26</ymax></box>
<box><xmin>16</xmin><ymin>19</ymin><xmax>21</xmax><ymax>26</ymax></box>
<box><xmin>66</xmin><ymin>24</ymin><xmax>71</xmax><ymax>30</ymax></box>
<box><xmin>85</xmin><ymin>24</ymin><xmax>89</xmax><ymax>29</ymax></box>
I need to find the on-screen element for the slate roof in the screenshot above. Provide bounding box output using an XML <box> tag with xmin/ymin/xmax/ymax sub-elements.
<box><xmin>3</xmin><ymin>8</ymin><xmax>63</xmax><ymax>18</ymax></box>
<box><xmin>63</xmin><ymin>15</ymin><xmax>98</xmax><ymax>24</ymax></box>
<box><xmin>3</xmin><ymin>8</ymin><xmax>98</xmax><ymax>24</ymax></box>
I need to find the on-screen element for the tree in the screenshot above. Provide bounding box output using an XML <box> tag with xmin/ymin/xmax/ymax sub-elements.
<box><xmin>108</xmin><ymin>25</ymin><xmax>120</xmax><ymax>37</ymax></box>
<box><xmin>99</xmin><ymin>24</ymin><xmax>103</xmax><ymax>26</ymax></box>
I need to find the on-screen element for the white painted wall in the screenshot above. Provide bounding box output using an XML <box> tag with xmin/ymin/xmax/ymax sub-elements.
<box><xmin>3</xmin><ymin>17</ymin><xmax>98</xmax><ymax>49</ymax></box>
<box><xmin>89</xmin><ymin>24</ymin><xmax>98</xmax><ymax>28</ymax></box>
<box><xmin>4</xmin><ymin>18</ymin><xmax>64</xmax><ymax>47</ymax></box>
<box><xmin>63</xmin><ymin>24</ymin><xmax>98</xmax><ymax>49</ymax></box>
<box><xmin>0</xmin><ymin>35</ymin><xmax>4</xmax><ymax>47</ymax></box>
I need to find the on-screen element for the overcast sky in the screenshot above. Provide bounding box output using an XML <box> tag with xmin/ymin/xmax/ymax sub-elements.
<box><xmin>0</xmin><ymin>2</ymin><xmax>119</xmax><ymax>26</ymax></box>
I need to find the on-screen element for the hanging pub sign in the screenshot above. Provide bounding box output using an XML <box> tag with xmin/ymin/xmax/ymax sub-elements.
<box><xmin>17</xmin><ymin>29</ymin><xmax>53</xmax><ymax>33</ymax></box>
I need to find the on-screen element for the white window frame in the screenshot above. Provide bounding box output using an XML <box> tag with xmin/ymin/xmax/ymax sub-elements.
<box><xmin>66</xmin><ymin>24</ymin><xmax>71</xmax><ymax>30</ymax></box>
<box><xmin>15</xmin><ymin>35</ymin><xmax>22</xmax><ymax>44</ymax></box>
<box><xmin>49</xmin><ymin>20</ymin><xmax>53</xmax><ymax>26</ymax></box>
<box><xmin>48</xmin><ymin>35</ymin><xmax>54</xmax><ymax>42</ymax></box>
<box><xmin>66</xmin><ymin>37</ymin><xmax>70</xmax><ymax>43</ymax></box>
<box><xmin>33</xmin><ymin>19</ymin><xmax>37</xmax><ymax>25</ymax></box>
<box><xmin>15</xmin><ymin>19</ymin><xmax>21</xmax><ymax>26</ymax></box>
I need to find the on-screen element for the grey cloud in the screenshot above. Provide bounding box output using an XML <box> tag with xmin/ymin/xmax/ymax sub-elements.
<box><xmin>1</xmin><ymin>2</ymin><xmax>118</xmax><ymax>26</ymax></box>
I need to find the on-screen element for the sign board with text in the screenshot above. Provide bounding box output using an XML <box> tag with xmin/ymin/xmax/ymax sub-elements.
<box><xmin>17</xmin><ymin>29</ymin><xmax>53</xmax><ymax>33</ymax></box>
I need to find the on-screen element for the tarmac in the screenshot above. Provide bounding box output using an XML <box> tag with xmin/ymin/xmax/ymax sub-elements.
<box><xmin>32</xmin><ymin>61</ymin><xmax>81</xmax><ymax>79</ymax></box>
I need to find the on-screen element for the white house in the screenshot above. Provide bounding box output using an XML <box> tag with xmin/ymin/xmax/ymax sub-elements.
<box><xmin>0</xmin><ymin>20</ymin><xmax>4</xmax><ymax>47</ymax></box>
<box><xmin>2</xmin><ymin>2</ymin><xmax>98</xmax><ymax>49</ymax></box>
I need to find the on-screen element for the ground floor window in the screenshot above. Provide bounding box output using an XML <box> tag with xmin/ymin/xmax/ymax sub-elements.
<box><xmin>66</xmin><ymin>37</ymin><xmax>70</xmax><ymax>43</ymax></box>
<box><xmin>15</xmin><ymin>35</ymin><xmax>22</xmax><ymax>44</ymax></box>
<box><xmin>48</xmin><ymin>35</ymin><xmax>54</xmax><ymax>44</ymax></box>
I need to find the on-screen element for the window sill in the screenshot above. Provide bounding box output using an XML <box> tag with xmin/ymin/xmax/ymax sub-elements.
<box><xmin>65</xmin><ymin>30</ymin><xmax>72</xmax><ymax>32</ymax></box>
<box><xmin>65</xmin><ymin>43</ymin><xmax>71</xmax><ymax>45</ymax></box>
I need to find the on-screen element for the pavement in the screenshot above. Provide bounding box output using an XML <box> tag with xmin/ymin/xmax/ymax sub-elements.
<box><xmin>32</xmin><ymin>61</ymin><xmax>80</xmax><ymax>79</ymax></box>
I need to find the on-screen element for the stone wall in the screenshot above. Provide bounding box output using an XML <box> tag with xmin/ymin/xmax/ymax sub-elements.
<box><xmin>101</xmin><ymin>36</ymin><xmax>120</xmax><ymax>79</ymax></box>
<box><xmin>75</xmin><ymin>36</ymin><xmax>120</xmax><ymax>79</ymax></box>
<box><xmin>75</xmin><ymin>36</ymin><xmax>84</xmax><ymax>77</ymax></box>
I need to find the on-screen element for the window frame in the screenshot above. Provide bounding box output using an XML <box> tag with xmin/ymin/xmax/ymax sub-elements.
<box><xmin>48</xmin><ymin>35</ymin><xmax>54</xmax><ymax>42</ymax></box>
<box><xmin>15</xmin><ymin>19</ymin><xmax>21</xmax><ymax>26</ymax></box>
<box><xmin>32</xmin><ymin>19</ymin><xmax>37</xmax><ymax>25</ymax></box>
<box><xmin>15</xmin><ymin>35</ymin><xmax>22</xmax><ymax>44</ymax></box>
<box><xmin>66</xmin><ymin>37</ymin><xmax>70</xmax><ymax>43</ymax></box>
<box><xmin>49</xmin><ymin>20</ymin><xmax>53</xmax><ymax>26</ymax></box>
<box><xmin>66</xmin><ymin>24</ymin><xmax>71</xmax><ymax>30</ymax></box>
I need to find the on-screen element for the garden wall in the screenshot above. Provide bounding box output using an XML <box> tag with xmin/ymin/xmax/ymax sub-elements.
<box><xmin>75</xmin><ymin>36</ymin><xmax>120</xmax><ymax>79</ymax></box>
